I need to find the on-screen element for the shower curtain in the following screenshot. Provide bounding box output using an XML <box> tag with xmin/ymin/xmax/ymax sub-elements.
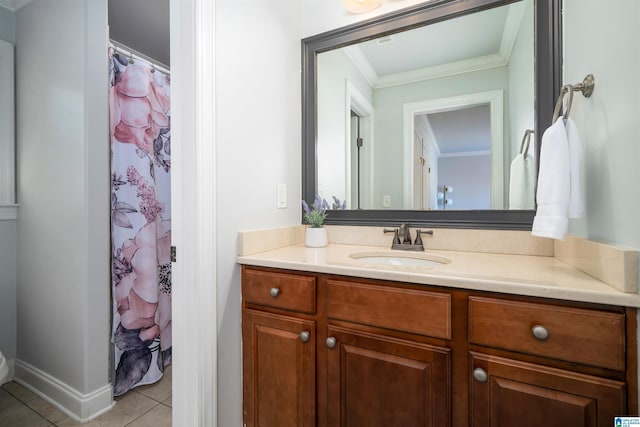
<box><xmin>109</xmin><ymin>48</ymin><xmax>172</xmax><ymax>396</ymax></box>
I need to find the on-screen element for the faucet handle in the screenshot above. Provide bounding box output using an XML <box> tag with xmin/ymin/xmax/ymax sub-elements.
<box><xmin>383</xmin><ymin>227</ymin><xmax>402</xmax><ymax>245</ymax></box>
<box><xmin>414</xmin><ymin>230</ymin><xmax>424</xmax><ymax>247</ymax></box>
<box><xmin>414</xmin><ymin>229</ymin><xmax>433</xmax><ymax>245</ymax></box>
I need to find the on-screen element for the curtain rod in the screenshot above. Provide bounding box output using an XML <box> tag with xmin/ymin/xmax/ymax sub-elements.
<box><xmin>109</xmin><ymin>40</ymin><xmax>170</xmax><ymax>75</ymax></box>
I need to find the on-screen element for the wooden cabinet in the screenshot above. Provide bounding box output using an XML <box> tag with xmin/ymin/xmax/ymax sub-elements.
<box><xmin>325</xmin><ymin>325</ymin><xmax>450</xmax><ymax>427</ymax></box>
<box><xmin>469</xmin><ymin>352</ymin><xmax>626</xmax><ymax>427</ymax></box>
<box><xmin>241</xmin><ymin>266</ymin><xmax>638</xmax><ymax>427</ymax></box>
<box><xmin>242</xmin><ymin>310</ymin><xmax>316</xmax><ymax>427</ymax></box>
<box><xmin>242</xmin><ymin>269</ymin><xmax>317</xmax><ymax>427</ymax></box>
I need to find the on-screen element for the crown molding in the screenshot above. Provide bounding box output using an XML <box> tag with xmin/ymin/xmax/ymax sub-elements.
<box><xmin>343</xmin><ymin>2</ymin><xmax>526</xmax><ymax>90</ymax></box>
<box><xmin>343</xmin><ymin>45</ymin><xmax>377</xmax><ymax>88</ymax></box>
<box><xmin>0</xmin><ymin>0</ymin><xmax>31</xmax><ymax>12</ymax></box>
<box><xmin>375</xmin><ymin>53</ymin><xmax>507</xmax><ymax>89</ymax></box>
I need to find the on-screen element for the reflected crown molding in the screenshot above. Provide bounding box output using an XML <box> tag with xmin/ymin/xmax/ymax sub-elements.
<box><xmin>0</xmin><ymin>0</ymin><xmax>31</xmax><ymax>11</ymax></box>
<box><xmin>344</xmin><ymin>1</ymin><xmax>525</xmax><ymax>90</ymax></box>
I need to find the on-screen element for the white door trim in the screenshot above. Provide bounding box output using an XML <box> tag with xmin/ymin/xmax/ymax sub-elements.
<box><xmin>170</xmin><ymin>0</ymin><xmax>217</xmax><ymax>425</ymax></box>
<box><xmin>345</xmin><ymin>80</ymin><xmax>375</xmax><ymax>209</ymax></box>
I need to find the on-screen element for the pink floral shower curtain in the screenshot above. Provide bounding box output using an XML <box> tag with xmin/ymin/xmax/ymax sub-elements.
<box><xmin>109</xmin><ymin>48</ymin><xmax>172</xmax><ymax>396</ymax></box>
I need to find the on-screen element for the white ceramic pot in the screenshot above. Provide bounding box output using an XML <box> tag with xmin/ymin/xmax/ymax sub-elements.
<box><xmin>305</xmin><ymin>227</ymin><xmax>328</xmax><ymax>248</ymax></box>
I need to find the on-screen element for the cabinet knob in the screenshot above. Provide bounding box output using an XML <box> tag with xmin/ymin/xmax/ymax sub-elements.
<box><xmin>269</xmin><ymin>287</ymin><xmax>280</xmax><ymax>298</ymax></box>
<box><xmin>300</xmin><ymin>331</ymin><xmax>310</xmax><ymax>343</ymax></box>
<box><xmin>531</xmin><ymin>324</ymin><xmax>549</xmax><ymax>341</ymax></box>
<box><xmin>326</xmin><ymin>337</ymin><xmax>337</xmax><ymax>349</ymax></box>
<box><xmin>473</xmin><ymin>367</ymin><xmax>488</xmax><ymax>383</ymax></box>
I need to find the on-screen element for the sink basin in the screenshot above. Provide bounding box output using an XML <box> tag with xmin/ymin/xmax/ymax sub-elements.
<box><xmin>349</xmin><ymin>251</ymin><xmax>451</xmax><ymax>268</ymax></box>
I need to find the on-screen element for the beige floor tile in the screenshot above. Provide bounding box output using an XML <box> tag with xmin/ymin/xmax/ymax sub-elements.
<box><xmin>2</xmin><ymin>381</ymin><xmax>38</xmax><ymax>403</ymax></box>
<box><xmin>27</xmin><ymin>397</ymin><xmax>78</xmax><ymax>425</ymax></box>
<box><xmin>57</xmin><ymin>391</ymin><xmax>157</xmax><ymax>427</ymax></box>
<box><xmin>134</xmin><ymin>367</ymin><xmax>172</xmax><ymax>403</ymax></box>
<box><xmin>126</xmin><ymin>403</ymin><xmax>171</xmax><ymax>427</ymax></box>
<box><xmin>0</xmin><ymin>389</ymin><xmax>52</xmax><ymax>427</ymax></box>
<box><xmin>161</xmin><ymin>395</ymin><xmax>171</xmax><ymax>408</ymax></box>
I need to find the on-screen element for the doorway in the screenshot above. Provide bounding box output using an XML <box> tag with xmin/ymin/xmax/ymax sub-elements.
<box><xmin>403</xmin><ymin>90</ymin><xmax>504</xmax><ymax>209</ymax></box>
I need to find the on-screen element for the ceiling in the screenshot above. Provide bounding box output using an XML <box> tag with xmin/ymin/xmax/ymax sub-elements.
<box><xmin>344</xmin><ymin>1</ymin><xmax>524</xmax><ymax>87</ymax></box>
<box><xmin>424</xmin><ymin>104</ymin><xmax>491</xmax><ymax>155</ymax></box>
<box><xmin>108</xmin><ymin>0</ymin><xmax>170</xmax><ymax>67</ymax></box>
<box><xmin>359</xmin><ymin>5</ymin><xmax>508</xmax><ymax>77</ymax></box>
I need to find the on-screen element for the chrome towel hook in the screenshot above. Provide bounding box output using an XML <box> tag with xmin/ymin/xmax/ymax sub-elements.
<box><xmin>520</xmin><ymin>129</ymin><xmax>534</xmax><ymax>158</ymax></box>
<box><xmin>552</xmin><ymin>74</ymin><xmax>595</xmax><ymax>123</ymax></box>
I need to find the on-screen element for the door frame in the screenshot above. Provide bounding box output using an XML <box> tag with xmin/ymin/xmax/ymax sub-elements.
<box><xmin>402</xmin><ymin>90</ymin><xmax>504</xmax><ymax>209</ymax></box>
<box><xmin>170</xmin><ymin>0</ymin><xmax>217</xmax><ymax>425</ymax></box>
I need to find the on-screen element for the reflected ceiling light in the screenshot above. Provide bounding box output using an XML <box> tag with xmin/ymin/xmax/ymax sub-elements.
<box><xmin>344</xmin><ymin>0</ymin><xmax>382</xmax><ymax>14</ymax></box>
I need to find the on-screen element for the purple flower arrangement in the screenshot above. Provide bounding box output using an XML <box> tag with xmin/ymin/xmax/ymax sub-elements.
<box><xmin>302</xmin><ymin>194</ymin><xmax>346</xmax><ymax>227</ymax></box>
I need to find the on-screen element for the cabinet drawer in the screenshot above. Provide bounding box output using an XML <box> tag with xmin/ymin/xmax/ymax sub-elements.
<box><xmin>243</xmin><ymin>269</ymin><xmax>316</xmax><ymax>314</ymax></box>
<box><xmin>327</xmin><ymin>280</ymin><xmax>451</xmax><ymax>339</ymax></box>
<box><xmin>469</xmin><ymin>296</ymin><xmax>625</xmax><ymax>370</ymax></box>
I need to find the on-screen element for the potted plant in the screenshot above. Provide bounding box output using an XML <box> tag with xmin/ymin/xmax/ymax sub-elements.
<box><xmin>302</xmin><ymin>195</ymin><xmax>345</xmax><ymax>247</ymax></box>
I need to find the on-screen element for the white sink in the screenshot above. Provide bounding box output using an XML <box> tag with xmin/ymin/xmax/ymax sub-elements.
<box><xmin>349</xmin><ymin>251</ymin><xmax>451</xmax><ymax>268</ymax></box>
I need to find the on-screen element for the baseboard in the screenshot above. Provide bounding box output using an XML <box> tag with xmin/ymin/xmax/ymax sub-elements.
<box><xmin>7</xmin><ymin>358</ymin><xmax>15</xmax><ymax>382</ymax></box>
<box><xmin>13</xmin><ymin>359</ymin><xmax>115</xmax><ymax>422</ymax></box>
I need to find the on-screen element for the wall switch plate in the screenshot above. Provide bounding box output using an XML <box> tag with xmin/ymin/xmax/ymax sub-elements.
<box><xmin>383</xmin><ymin>195</ymin><xmax>391</xmax><ymax>208</ymax></box>
<box><xmin>277</xmin><ymin>184</ymin><xmax>287</xmax><ymax>208</ymax></box>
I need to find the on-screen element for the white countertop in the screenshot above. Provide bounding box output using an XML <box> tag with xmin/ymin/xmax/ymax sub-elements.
<box><xmin>237</xmin><ymin>244</ymin><xmax>640</xmax><ymax>308</ymax></box>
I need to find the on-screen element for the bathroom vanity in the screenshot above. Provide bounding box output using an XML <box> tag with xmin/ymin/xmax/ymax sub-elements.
<box><xmin>238</xmin><ymin>231</ymin><xmax>640</xmax><ymax>427</ymax></box>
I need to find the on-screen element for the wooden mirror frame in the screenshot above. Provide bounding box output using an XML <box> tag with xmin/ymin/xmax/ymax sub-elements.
<box><xmin>302</xmin><ymin>0</ymin><xmax>561</xmax><ymax>229</ymax></box>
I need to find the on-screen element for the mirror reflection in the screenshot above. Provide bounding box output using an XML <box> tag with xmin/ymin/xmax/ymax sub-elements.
<box><xmin>316</xmin><ymin>0</ymin><xmax>535</xmax><ymax>211</ymax></box>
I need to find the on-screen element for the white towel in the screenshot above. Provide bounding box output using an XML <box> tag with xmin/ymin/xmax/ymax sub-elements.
<box><xmin>509</xmin><ymin>152</ymin><xmax>535</xmax><ymax>210</ymax></box>
<box><xmin>565</xmin><ymin>118</ymin><xmax>584</xmax><ymax>218</ymax></box>
<box><xmin>532</xmin><ymin>117</ymin><xmax>571</xmax><ymax>239</ymax></box>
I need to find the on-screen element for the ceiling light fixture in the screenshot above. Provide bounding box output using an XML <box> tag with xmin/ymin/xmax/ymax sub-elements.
<box><xmin>343</xmin><ymin>0</ymin><xmax>382</xmax><ymax>14</ymax></box>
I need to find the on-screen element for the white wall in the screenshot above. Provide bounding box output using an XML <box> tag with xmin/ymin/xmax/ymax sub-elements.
<box><xmin>438</xmin><ymin>155</ymin><xmax>491</xmax><ymax>209</ymax></box>
<box><xmin>15</xmin><ymin>0</ymin><xmax>111</xmax><ymax>418</ymax></box>
<box><xmin>563</xmin><ymin>0</ymin><xmax>640</xmax><ymax>248</ymax></box>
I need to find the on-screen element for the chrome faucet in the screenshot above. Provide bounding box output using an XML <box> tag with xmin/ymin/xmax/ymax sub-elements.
<box><xmin>383</xmin><ymin>223</ymin><xmax>433</xmax><ymax>251</ymax></box>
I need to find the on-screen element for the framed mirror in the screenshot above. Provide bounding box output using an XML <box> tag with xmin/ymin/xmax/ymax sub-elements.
<box><xmin>302</xmin><ymin>0</ymin><xmax>561</xmax><ymax>229</ymax></box>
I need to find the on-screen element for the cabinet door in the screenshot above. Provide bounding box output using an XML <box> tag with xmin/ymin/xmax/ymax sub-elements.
<box><xmin>326</xmin><ymin>325</ymin><xmax>450</xmax><ymax>427</ymax></box>
<box><xmin>469</xmin><ymin>352</ymin><xmax>626</xmax><ymax>427</ymax></box>
<box><xmin>243</xmin><ymin>309</ymin><xmax>316</xmax><ymax>427</ymax></box>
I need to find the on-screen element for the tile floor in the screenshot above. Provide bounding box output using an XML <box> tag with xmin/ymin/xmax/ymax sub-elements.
<box><xmin>0</xmin><ymin>366</ymin><xmax>172</xmax><ymax>427</ymax></box>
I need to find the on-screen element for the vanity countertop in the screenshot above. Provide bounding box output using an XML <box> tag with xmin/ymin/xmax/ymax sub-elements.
<box><xmin>237</xmin><ymin>243</ymin><xmax>640</xmax><ymax>308</ymax></box>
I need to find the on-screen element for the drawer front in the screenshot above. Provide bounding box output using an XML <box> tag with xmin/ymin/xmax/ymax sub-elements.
<box><xmin>243</xmin><ymin>269</ymin><xmax>316</xmax><ymax>314</ymax></box>
<box><xmin>327</xmin><ymin>280</ymin><xmax>451</xmax><ymax>339</ymax></box>
<box><xmin>469</xmin><ymin>296</ymin><xmax>625</xmax><ymax>370</ymax></box>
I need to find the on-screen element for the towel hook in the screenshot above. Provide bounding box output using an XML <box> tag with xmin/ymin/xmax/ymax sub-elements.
<box><xmin>520</xmin><ymin>129</ymin><xmax>534</xmax><ymax>158</ymax></box>
<box><xmin>552</xmin><ymin>74</ymin><xmax>595</xmax><ymax>123</ymax></box>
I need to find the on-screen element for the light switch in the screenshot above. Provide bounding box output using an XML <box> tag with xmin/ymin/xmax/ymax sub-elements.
<box><xmin>277</xmin><ymin>184</ymin><xmax>287</xmax><ymax>208</ymax></box>
<box><xmin>383</xmin><ymin>195</ymin><xmax>391</xmax><ymax>208</ymax></box>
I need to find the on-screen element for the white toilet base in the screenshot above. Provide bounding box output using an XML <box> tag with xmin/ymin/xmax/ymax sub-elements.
<box><xmin>0</xmin><ymin>352</ymin><xmax>9</xmax><ymax>385</ymax></box>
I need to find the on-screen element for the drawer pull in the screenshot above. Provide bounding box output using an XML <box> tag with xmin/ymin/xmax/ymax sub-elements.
<box><xmin>269</xmin><ymin>287</ymin><xmax>280</xmax><ymax>298</ymax></box>
<box><xmin>473</xmin><ymin>367</ymin><xmax>488</xmax><ymax>383</ymax></box>
<box><xmin>299</xmin><ymin>331</ymin><xmax>310</xmax><ymax>343</ymax></box>
<box><xmin>326</xmin><ymin>337</ymin><xmax>337</xmax><ymax>349</ymax></box>
<box><xmin>531</xmin><ymin>325</ymin><xmax>549</xmax><ymax>341</ymax></box>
